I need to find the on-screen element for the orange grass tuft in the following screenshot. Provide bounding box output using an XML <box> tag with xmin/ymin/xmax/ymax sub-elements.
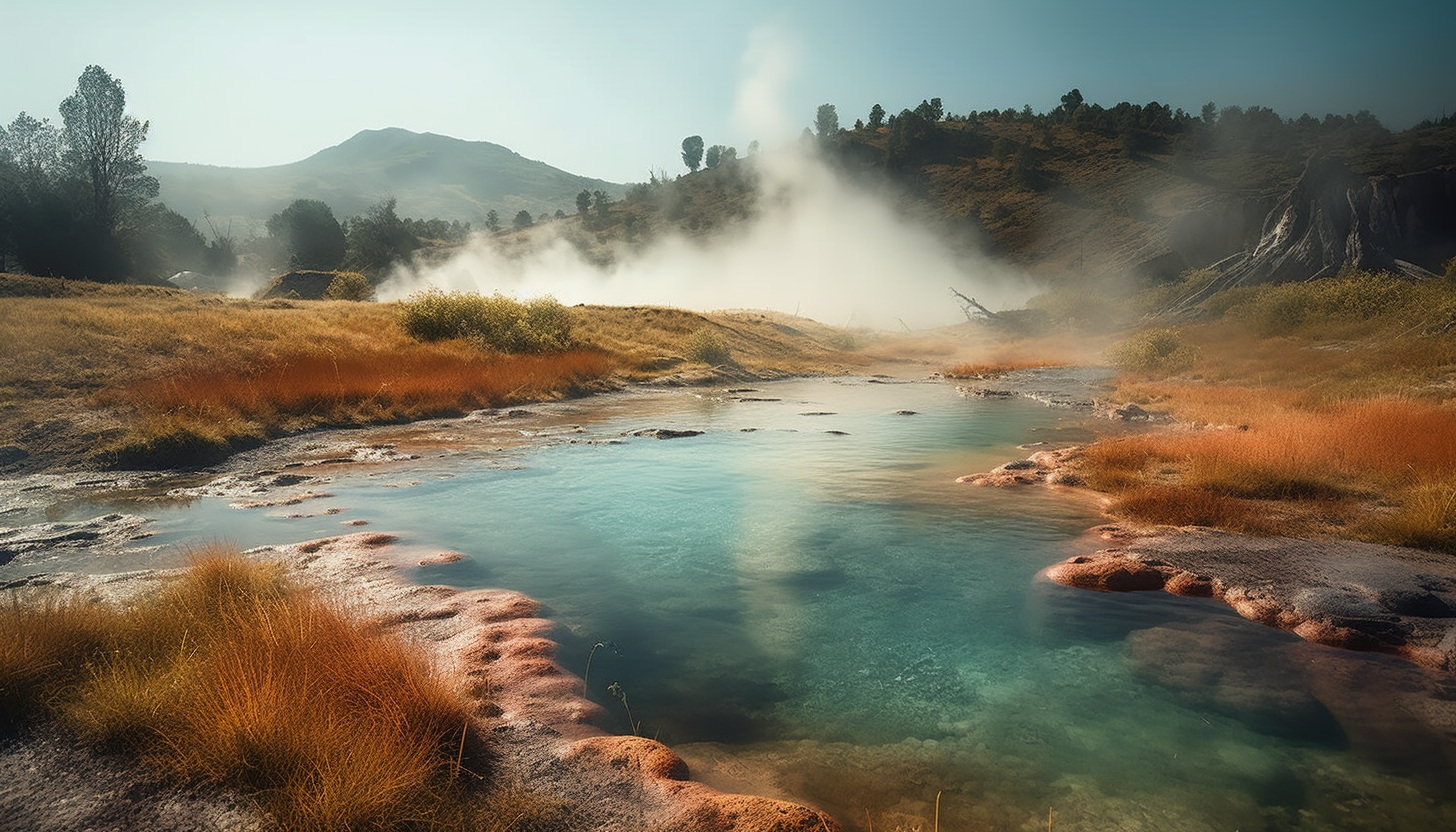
<box><xmin>96</xmin><ymin>345</ymin><xmax>614</xmax><ymax>467</ymax></box>
<box><xmin>114</xmin><ymin>346</ymin><xmax>615</xmax><ymax>425</ymax></box>
<box><xmin>2</xmin><ymin>547</ymin><xmax>541</xmax><ymax>831</ymax></box>
<box><xmin>1080</xmin><ymin>394</ymin><xmax>1456</xmax><ymax>549</ymax></box>
<box><xmin>942</xmin><ymin>358</ymin><xmax>1063</xmax><ymax>378</ymax></box>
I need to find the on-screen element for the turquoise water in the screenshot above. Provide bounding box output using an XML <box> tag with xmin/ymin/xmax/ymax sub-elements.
<box><xmin>32</xmin><ymin>377</ymin><xmax>1456</xmax><ymax>830</ymax></box>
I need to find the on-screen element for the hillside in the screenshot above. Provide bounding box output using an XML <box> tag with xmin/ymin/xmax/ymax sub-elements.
<box><xmin>559</xmin><ymin>108</ymin><xmax>1456</xmax><ymax>293</ymax></box>
<box><xmin>149</xmin><ymin>128</ymin><xmax>629</xmax><ymax>232</ymax></box>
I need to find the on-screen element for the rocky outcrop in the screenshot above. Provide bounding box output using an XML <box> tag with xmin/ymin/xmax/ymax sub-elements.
<box><xmin>1211</xmin><ymin>156</ymin><xmax>1456</xmax><ymax>290</ymax></box>
<box><xmin>955</xmin><ymin>446</ymin><xmax>1083</xmax><ymax>487</ymax></box>
<box><xmin>1046</xmin><ymin>526</ymin><xmax>1456</xmax><ymax>671</ymax></box>
<box><xmin>0</xmin><ymin>513</ymin><xmax>155</xmax><ymax>569</ymax></box>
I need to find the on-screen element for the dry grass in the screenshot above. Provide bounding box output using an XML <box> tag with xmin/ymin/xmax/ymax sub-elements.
<box><xmin>1</xmin><ymin>547</ymin><xmax>557</xmax><ymax>831</ymax></box>
<box><xmin>0</xmin><ymin>276</ymin><xmax>867</xmax><ymax>469</ymax></box>
<box><xmin>567</xmin><ymin>304</ymin><xmax>867</xmax><ymax>376</ymax></box>
<box><xmin>96</xmin><ymin>345</ymin><xmax>614</xmax><ymax>467</ymax></box>
<box><xmin>942</xmin><ymin>357</ymin><xmax>1063</xmax><ymax>378</ymax></box>
<box><xmin>1083</xmin><ymin>397</ymin><xmax>1456</xmax><ymax>550</ymax></box>
<box><xmin>1083</xmin><ymin>280</ymin><xmax>1456</xmax><ymax>552</ymax></box>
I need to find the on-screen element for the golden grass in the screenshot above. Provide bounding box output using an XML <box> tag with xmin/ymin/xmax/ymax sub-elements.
<box><xmin>1084</xmin><ymin>289</ymin><xmax>1456</xmax><ymax>552</ymax></box>
<box><xmin>1</xmin><ymin>547</ymin><xmax>557</xmax><ymax>831</ymax></box>
<box><xmin>568</xmin><ymin>304</ymin><xmax>867</xmax><ymax>376</ymax></box>
<box><xmin>0</xmin><ymin>276</ymin><xmax>867</xmax><ymax>468</ymax></box>
<box><xmin>942</xmin><ymin>357</ymin><xmax>1062</xmax><ymax>378</ymax></box>
<box><xmin>96</xmin><ymin>345</ymin><xmax>615</xmax><ymax>466</ymax></box>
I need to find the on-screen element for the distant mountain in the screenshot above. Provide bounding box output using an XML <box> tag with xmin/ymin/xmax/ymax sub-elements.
<box><xmin>148</xmin><ymin>128</ymin><xmax>627</xmax><ymax>233</ymax></box>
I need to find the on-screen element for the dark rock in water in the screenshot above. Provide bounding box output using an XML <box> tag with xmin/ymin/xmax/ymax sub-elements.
<box><xmin>893</xmin><ymin>410</ymin><xmax>917</xmax><ymax>416</ymax></box>
<box><xmin>823</xmin><ymin>430</ymin><xmax>851</xmax><ymax>436</ymax></box>
<box><xmin>960</xmin><ymin>387</ymin><xmax>1016</xmax><ymax>399</ymax></box>
<box><xmin>1053</xmin><ymin>529</ymin><xmax>1456</xmax><ymax>671</ymax></box>
<box><xmin>958</xmin><ymin>368</ymin><xmax>1112</xmax><ymax>410</ymax></box>
<box><xmin>631</xmin><ymin>428</ymin><xmax>704</xmax><ymax>440</ymax></box>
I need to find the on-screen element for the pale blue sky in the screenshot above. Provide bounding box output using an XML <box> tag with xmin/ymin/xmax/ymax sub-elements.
<box><xmin>4</xmin><ymin>0</ymin><xmax>1452</xmax><ymax>183</ymax></box>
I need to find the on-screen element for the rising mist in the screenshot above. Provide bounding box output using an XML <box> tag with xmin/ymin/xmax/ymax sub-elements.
<box><xmin>377</xmin><ymin>142</ymin><xmax>1031</xmax><ymax>331</ymax></box>
<box><xmin>377</xmin><ymin>23</ymin><xmax>1030</xmax><ymax>331</ymax></box>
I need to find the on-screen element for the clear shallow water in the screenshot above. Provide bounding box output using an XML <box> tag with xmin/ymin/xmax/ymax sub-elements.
<box><xmin>18</xmin><ymin>377</ymin><xmax>1456</xmax><ymax>830</ymax></box>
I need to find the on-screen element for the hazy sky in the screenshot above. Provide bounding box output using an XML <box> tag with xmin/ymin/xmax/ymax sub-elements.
<box><xmin>4</xmin><ymin>0</ymin><xmax>1452</xmax><ymax>183</ymax></box>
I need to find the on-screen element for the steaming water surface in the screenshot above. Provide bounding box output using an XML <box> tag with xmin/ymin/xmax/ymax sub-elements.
<box><xmin>20</xmin><ymin>376</ymin><xmax>1456</xmax><ymax>830</ymax></box>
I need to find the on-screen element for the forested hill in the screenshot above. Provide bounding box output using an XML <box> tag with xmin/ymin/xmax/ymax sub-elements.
<box><xmin>586</xmin><ymin>98</ymin><xmax>1456</xmax><ymax>288</ymax></box>
<box><xmin>822</xmin><ymin>100</ymin><xmax>1456</xmax><ymax>283</ymax></box>
<box><xmin>149</xmin><ymin>128</ymin><xmax>628</xmax><ymax>232</ymax></box>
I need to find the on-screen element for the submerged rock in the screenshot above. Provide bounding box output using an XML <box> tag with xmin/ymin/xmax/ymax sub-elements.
<box><xmin>1124</xmin><ymin>622</ymin><xmax>1343</xmax><ymax>741</ymax></box>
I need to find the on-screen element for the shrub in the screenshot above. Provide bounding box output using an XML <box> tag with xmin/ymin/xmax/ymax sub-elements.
<box><xmin>1222</xmin><ymin>271</ymin><xmax>1415</xmax><ymax>335</ymax></box>
<box><xmin>397</xmin><ymin>289</ymin><xmax>573</xmax><ymax>353</ymax></box>
<box><xmin>323</xmin><ymin>270</ymin><xmax>375</xmax><ymax>302</ymax></box>
<box><xmin>1105</xmin><ymin>328</ymin><xmax>1200</xmax><ymax>374</ymax></box>
<box><xmin>0</xmin><ymin>592</ymin><xmax>121</xmax><ymax>725</ymax></box>
<box><xmin>1026</xmin><ymin>287</ymin><xmax>1134</xmax><ymax>331</ymax></box>
<box><xmin>2</xmin><ymin>548</ymin><xmax>508</xmax><ymax>831</ymax></box>
<box><xmin>683</xmin><ymin>328</ymin><xmax>731</xmax><ymax>365</ymax></box>
<box><xmin>1136</xmin><ymin>267</ymin><xmax>1222</xmax><ymax>315</ymax></box>
<box><xmin>1362</xmin><ymin>479</ymin><xmax>1456</xmax><ymax>553</ymax></box>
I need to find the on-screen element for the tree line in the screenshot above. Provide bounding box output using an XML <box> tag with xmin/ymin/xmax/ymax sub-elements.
<box><xmin>0</xmin><ymin>66</ymin><xmax>538</xmax><ymax>286</ymax></box>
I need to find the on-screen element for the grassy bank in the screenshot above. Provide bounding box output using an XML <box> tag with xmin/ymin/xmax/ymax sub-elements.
<box><xmin>1076</xmin><ymin>270</ymin><xmax>1456</xmax><ymax>552</ymax></box>
<box><xmin>0</xmin><ymin>275</ymin><xmax>865</xmax><ymax>470</ymax></box>
<box><xmin>1</xmin><ymin>547</ymin><xmax>558</xmax><ymax>831</ymax></box>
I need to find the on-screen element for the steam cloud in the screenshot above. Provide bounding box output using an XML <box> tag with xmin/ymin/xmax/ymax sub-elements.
<box><xmin>378</xmin><ymin>25</ymin><xmax>1031</xmax><ymax>331</ymax></box>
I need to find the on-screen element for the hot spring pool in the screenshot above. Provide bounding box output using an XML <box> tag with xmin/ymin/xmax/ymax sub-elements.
<box><xmin>15</xmin><ymin>375</ymin><xmax>1456</xmax><ymax>830</ymax></box>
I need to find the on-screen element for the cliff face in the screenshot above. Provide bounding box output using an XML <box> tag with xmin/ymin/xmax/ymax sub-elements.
<box><xmin>1221</xmin><ymin>157</ymin><xmax>1456</xmax><ymax>286</ymax></box>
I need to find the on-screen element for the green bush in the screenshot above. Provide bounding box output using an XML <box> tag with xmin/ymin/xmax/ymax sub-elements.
<box><xmin>682</xmin><ymin>329</ymin><xmax>731</xmax><ymax>365</ymax></box>
<box><xmin>1106</xmin><ymin>327</ymin><xmax>1200</xmax><ymax>374</ymax></box>
<box><xmin>397</xmin><ymin>289</ymin><xmax>573</xmax><ymax>353</ymax></box>
<box><xmin>323</xmin><ymin>271</ymin><xmax>374</xmax><ymax>301</ymax></box>
<box><xmin>1222</xmin><ymin>272</ymin><xmax>1415</xmax><ymax>335</ymax></box>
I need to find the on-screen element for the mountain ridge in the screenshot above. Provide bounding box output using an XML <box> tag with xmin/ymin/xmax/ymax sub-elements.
<box><xmin>149</xmin><ymin>128</ymin><xmax>628</xmax><ymax>232</ymax></box>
